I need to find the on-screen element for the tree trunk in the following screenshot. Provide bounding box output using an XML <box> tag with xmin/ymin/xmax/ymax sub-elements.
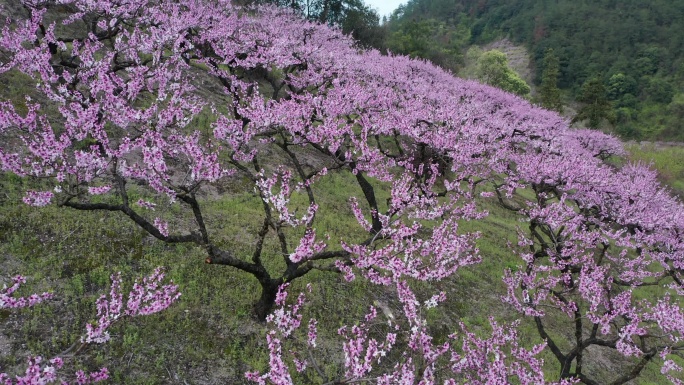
<box><xmin>253</xmin><ymin>279</ymin><xmax>280</xmax><ymax>322</ymax></box>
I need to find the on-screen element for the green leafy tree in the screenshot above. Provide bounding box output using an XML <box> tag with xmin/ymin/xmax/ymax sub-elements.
<box><xmin>386</xmin><ymin>18</ymin><xmax>463</xmax><ymax>71</ymax></box>
<box><xmin>538</xmin><ymin>48</ymin><xmax>562</xmax><ymax>112</ymax></box>
<box><xmin>633</xmin><ymin>46</ymin><xmax>663</xmax><ymax>76</ymax></box>
<box><xmin>642</xmin><ymin>76</ymin><xmax>675</xmax><ymax>104</ymax></box>
<box><xmin>476</xmin><ymin>50</ymin><xmax>530</xmax><ymax>97</ymax></box>
<box><xmin>388</xmin><ymin>0</ymin><xmax>684</xmax><ymax>140</ymax></box>
<box><xmin>253</xmin><ymin>0</ymin><xmax>384</xmax><ymax>48</ymax></box>
<box><xmin>606</xmin><ymin>73</ymin><xmax>637</xmax><ymax>100</ymax></box>
<box><xmin>336</xmin><ymin>1</ymin><xmax>386</xmax><ymax>48</ymax></box>
<box><xmin>660</xmin><ymin>93</ymin><xmax>684</xmax><ymax>140</ymax></box>
<box><xmin>572</xmin><ymin>76</ymin><xmax>614</xmax><ymax>129</ymax></box>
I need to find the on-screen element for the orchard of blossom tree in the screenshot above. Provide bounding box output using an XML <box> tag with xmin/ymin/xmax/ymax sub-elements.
<box><xmin>1</xmin><ymin>0</ymin><xmax>684</xmax><ymax>384</ymax></box>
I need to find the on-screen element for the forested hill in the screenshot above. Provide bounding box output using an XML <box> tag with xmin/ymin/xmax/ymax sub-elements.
<box><xmin>385</xmin><ymin>0</ymin><xmax>684</xmax><ymax>140</ymax></box>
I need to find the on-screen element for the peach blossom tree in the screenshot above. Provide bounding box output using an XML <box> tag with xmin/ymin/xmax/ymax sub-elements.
<box><xmin>2</xmin><ymin>0</ymin><xmax>684</xmax><ymax>383</ymax></box>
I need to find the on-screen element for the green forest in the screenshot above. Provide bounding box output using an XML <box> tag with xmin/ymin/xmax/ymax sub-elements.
<box><xmin>376</xmin><ymin>0</ymin><xmax>684</xmax><ymax>140</ymax></box>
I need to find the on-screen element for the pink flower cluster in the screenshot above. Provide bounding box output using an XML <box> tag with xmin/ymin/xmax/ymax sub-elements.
<box><xmin>0</xmin><ymin>275</ymin><xmax>52</xmax><ymax>309</ymax></box>
<box><xmin>248</xmin><ymin>282</ymin><xmax>569</xmax><ymax>384</ymax></box>
<box><xmin>0</xmin><ymin>357</ymin><xmax>107</xmax><ymax>385</ymax></box>
<box><xmin>245</xmin><ymin>284</ymin><xmax>309</xmax><ymax>385</ymax></box>
<box><xmin>0</xmin><ymin>269</ymin><xmax>179</xmax><ymax>384</ymax></box>
<box><xmin>84</xmin><ymin>268</ymin><xmax>180</xmax><ymax>343</ymax></box>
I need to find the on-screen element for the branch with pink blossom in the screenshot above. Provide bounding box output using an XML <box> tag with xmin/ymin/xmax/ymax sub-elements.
<box><xmin>247</xmin><ymin>281</ymin><xmax>568</xmax><ymax>385</ymax></box>
<box><xmin>0</xmin><ymin>268</ymin><xmax>180</xmax><ymax>384</ymax></box>
<box><xmin>0</xmin><ymin>275</ymin><xmax>52</xmax><ymax>309</ymax></box>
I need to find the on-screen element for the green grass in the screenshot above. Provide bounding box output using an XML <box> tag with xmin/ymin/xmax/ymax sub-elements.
<box><xmin>1</xmin><ymin>151</ymin><xmax>683</xmax><ymax>383</ymax></box>
<box><xmin>0</xmin><ymin>169</ymin><xmax>389</xmax><ymax>383</ymax></box>
<box><xmin>626</xmin><ymin>143</ymin><xmax>684</xmax><ymax>194</ymax></box>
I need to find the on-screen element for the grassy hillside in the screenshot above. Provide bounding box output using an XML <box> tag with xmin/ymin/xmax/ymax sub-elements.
<box><xmin>1</xmin><ymin>158</ymin><xmax>677</xmax><ymax>383</ymax></box>
<box><xmin>626</xmin><ymin>143</ymin><xmax>684</xmax><ymax>195</ymax></box>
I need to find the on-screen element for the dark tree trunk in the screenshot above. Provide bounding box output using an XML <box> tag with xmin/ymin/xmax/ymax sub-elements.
<box><xmin>253</xmin><ymin>279</ymin><xmax>280</xmax><ymax>322</ymax></box>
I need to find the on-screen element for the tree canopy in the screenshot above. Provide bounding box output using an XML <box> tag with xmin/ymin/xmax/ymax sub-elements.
<box><xmin>254</xmin><ymin>0</ymin><xmax>385</xmax><ymax>47</ymax></box>
<box><xmin>1</xmin><ymin>0</ymin><xmax>684</xmax><ymax>384</ymax></box>
<box><xmin>572</xmin><ymin>76</ymin><xmax>614</xmax><ymax>129</ymax></box>
<box><xmin>475</xmin><ymin>49</ymin><xmax>530</xmax><ymax>97</ymax></box>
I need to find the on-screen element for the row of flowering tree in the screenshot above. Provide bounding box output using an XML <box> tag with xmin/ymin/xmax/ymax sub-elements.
<box><xmin>1</xmin><ymin>0</ymin><xmax>684</xmax><ymax>383</ymax></box>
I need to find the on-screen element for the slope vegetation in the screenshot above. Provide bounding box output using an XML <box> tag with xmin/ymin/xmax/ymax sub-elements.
<box><xmin>387</xmin><ymin>0</ymin><xmax>684</xmax><ymax>140</ymax></box>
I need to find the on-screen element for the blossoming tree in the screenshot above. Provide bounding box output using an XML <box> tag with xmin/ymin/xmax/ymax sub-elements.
<box><xmin>1</xmin><ymin>0</ymin><xmax>684</xmax><ymax>383</ymax></box>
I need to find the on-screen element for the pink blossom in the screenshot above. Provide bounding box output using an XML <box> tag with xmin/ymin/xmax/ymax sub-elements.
<box><xmin>0</xmin><ymin>275</ymin><xmax>52</xmax><ymax>309</ymax></box>
<box><xmin>87</xmin><ymin>185</ymin><xmax>111</xmax><ymax>195</ymax></box>
<box><xmin>154</xmin><ymin>218</ymin><xmax>169</xmax><ymax>237</ymax></box>
<box><xmin>22</xmin><ymin>190</ymin><xmax>53</xmax><ymax>206</ymax></box>
<box><xmin>1</xmin><ymin>269</ymin><xmax>177</xmax><ymax>384</ymax></box>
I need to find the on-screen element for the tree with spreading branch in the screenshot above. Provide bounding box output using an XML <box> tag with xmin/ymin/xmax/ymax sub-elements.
<box><xmin>2</xmin><ymin>0</ymin><xmax>684</xmax><ymax>383</ymax></box>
